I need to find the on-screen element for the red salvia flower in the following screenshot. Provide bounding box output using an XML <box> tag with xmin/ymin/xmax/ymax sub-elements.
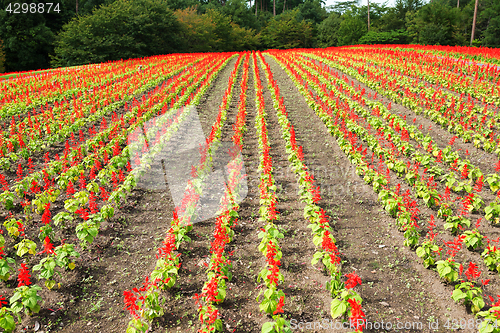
<box><xmin>75</xmin><ymin>208</ymin><xmax>90</xmax><ymax>221</ymax></box>
<box><xmin>461</xmin><ymin>163</ymin><xmax>469</xmax><ymax>179</ymax></box>
<box><xmin>17</xmin><ymin>263</ymin><xmax>32</xmax><ymax>287</ymax></box>
<box><xmin>89</xmin><ymin>167</ymin><xmax>96</xmax><ymax>180</ymax></box>
<box><xmin>88</xmin><ymin>192</ymin><xmax>98</xmax><ymax>214</ymax></box>
<box><xmin>100</xmin><ymin>186</ymin><xmax>109</xmax><ymax>201</ymax></box>
<box><xmin>474</xmin><ymin>175</ymin><xmax>484</xmax><ymax>192</ymax></box>
<box><xmin>27</xmin><ymin>157</ymin><xmax>35</xmax><ymax>174</ymax></box>
<box><xmin>464</xmin><ymin>262</ymin><xmax>481</xmax><ymax>281</ymax></box>
<box><xmin>118</xmin><ymin>169</ymin><xmax>125</xmax><ymax>183</ymax></box>
<box><xmin>66</xmin><ymin>180</ymin><xmax>75</xmax><ymax>197</ymax></box>
<box><xmin>113</xmin><ymin>141</ymin><xmax>120</xmax><ymax>156</ymax></box>
<box><xmin>103</xmin><ymin>149</ymin><xmax>109</xmax><ymax>164</ymax></box>
<box><xmin>16</xmin><ymin>163</ymin><xmax>23</xmax><ymax>182</ymax></box>
<box><xmin>0</xmin><ymin>174</ymin><xmax>8</xmax><ymax>191</ymax></box>
<box><xmin>79</xmin><ymin>172</ymin><xmax>86</xmax><ymax>190</ymax></box>
<box><xmin>0</xmin><ymin>295</ymin><xmax>7</xmax><ymax>308</ymax></box>
<box><xmin>41</xmin><ymin>203</ymin><xmax>51</xmax><ymax>225</ymax></box>
<box><xmin>297</xmin><ymin>146</ymin><xmax>304</xmax><ymax>160</ymax></box>
<box><xmin>123</xmin><ymin>290</ymin><xmax>140</xmax><ymax>319</ymax></box>
<box><xmin>38</xmin><ymin>236</ymin><xmax>55</xmax><ymax>256</ymax></box>
<box><xmin>345</xmin><ymin>272</ymin><xmax>362</xmax><ymax>289</ymax></box>
<box><xmin>16</xmin><ymin>220</ymin><xmax>25</xmax><ymax>237</ymax></box>
<box><xmin>111</xmin><ymin>172</ymin><xmax>118</xmax><ymax>188</ymax></box>
<box><xmin>273</xmin><ymin>296</ymin><xmax>285</xmax><ymax>315</ymax></box>
<box><xmin>347</xmin><ymin>298</ymin><xmax>365</xmax><ymax>332</ymax></box>
<box><xmin>30</xmin><ymin>180</ymin><xmax>41</xmax><ymax>194</ymax></box>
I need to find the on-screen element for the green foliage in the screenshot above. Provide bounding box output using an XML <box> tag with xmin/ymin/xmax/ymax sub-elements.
<box><xmin>219</xmin><ymin>0</ymin><xmax>259</xmax><ymax>30</ymax></box>
<box><xmin>0</xmin><ymin>0</ymin><xmax>55</xmax><ymax>72</ymax></box>
<box><xmin>406</xmin><ymin>1</ymin><xmax>465</xmax><ymax>45</ymax></box>
<box><xmin>52</xmin><ymin>0</ymin><xmax>182</xmax><ymax>67</ymax></box>
<box><xmin>298</xmin><ymin>0</ymin><xmax>327</xmax><ymax>25</ymax></box>
<box><xmin>328</xmin><ymin>0</ymin><xmax>359</xmax><ymax>15</ymax></box>
<box><xmin>358</xmin><ymin>29</ymin><xmax>409</xmax><ymax>44</ymax></box>
<box><xmin>0</xmin><ymin>39</ymin><xmax>5</xmax><ymax>73</ymax></box>
<box><xmin>480</xmin><ymin>0</ymin><xmax>500</xmax><ymax>47</ymax></box>
<box><xmin>175</xmin><ymin>7</ymin><xmax>220</xmax><ymax>52</ymax></box>
<box><xmin>337</xmin><ymin>11</ymin><xmax>367</xmax><ymax>46</ymax></box>
<box><xmin>260</xmin><ymin>9</ymin><xmax>314</xmax><ymax>49</ymax></box>
<box><xmin>317</xmin><ymin>12</ymin><xmax>342</xmax><ymax>47</ymax></box>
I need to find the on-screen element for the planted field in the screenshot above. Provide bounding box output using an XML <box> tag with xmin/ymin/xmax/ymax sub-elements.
<box><xmin>0</xmin><ymin>46</ymin><xmax>500</xmax><ymax>333</ymax></box>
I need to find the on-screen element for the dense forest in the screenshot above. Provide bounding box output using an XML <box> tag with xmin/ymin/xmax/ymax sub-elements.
<box><xmin>0</xmin><ymin>0</ymin><xmax>499</xmax><ymax>72</ymax></box>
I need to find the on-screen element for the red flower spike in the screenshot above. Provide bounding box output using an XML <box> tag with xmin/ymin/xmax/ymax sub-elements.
<box><xmin>123</xmin><ymin>290</ymin><xmax>140</xmax><ymax>319</ymax></box>
<box><xmin>464</xmin><ymin>262</ymin><xmax>481</xmax><ymax>281</ymax></box>
<box><xmin>66</xmin><ymin>180</ymin><xmax>75</xmax><ymax>197</ymax></box>
<box><xmin>17</xmin><ymin>263</ymin><xmax>32</xmax><ymax>287</ymax></box>
<box><xmin>347</xmin><ymin>298</ymin><xmax>365</xmax><ymax>332</ymax></box>
<box><xmin>38</xmin><ymin>236</ymin><xmax>55</xmax><ymax>256</ymax></box>
<box><xmin>273</xmin><ymin>296</ymin><xmax>285</xmax><ymax>315</ymax></box>
<box><xmin>345</xmin><ymin>272</ymin><xmax>362</xmax><ymax>289</ymax></box>
<box><xmin>41</xmin><ymin>203</ymin><xmax>51</xmax><ymax>225</ymax></box>
<box><xmin>0</xmin><ymin>295</ymin><xmax>7</xmax><ymax>308</ymax></box>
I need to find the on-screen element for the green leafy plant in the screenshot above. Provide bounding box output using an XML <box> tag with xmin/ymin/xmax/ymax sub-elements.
<box><xmin>452</xmin><ymin>281</ymin><xmax>485</xmax><ymax>314</ymax></box>
<box><xmin>436</xmin><ymin>258</ymin><xmax>459</xmax><ymax>283</ymax></box>
<box><xmin>10</xmin><ymin>285</ymin><xmax>43</xmax><ymax>316</ymax></box>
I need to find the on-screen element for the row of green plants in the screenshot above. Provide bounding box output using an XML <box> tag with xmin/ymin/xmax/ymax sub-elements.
<box><xmin>259</xmin><ymin>51</ymin><xmax>365</xmax><ymax>332</ymax></box>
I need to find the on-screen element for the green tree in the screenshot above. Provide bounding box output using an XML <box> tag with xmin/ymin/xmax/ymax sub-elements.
<box><xmin>337</xmin><ymin>11</ymin><xmax>367</xmax><ymax>45</ymax></box>
<box><xmin>0</xmin><ymin>0</ymin><xmax>55</xmax><ymax>72</ymax></box>
<box><xmin>166</xmin><ymin>0</ymin><xmax>199</xmax><ymax>11</ymax></box>
<box><xmin>220</xmin><ymin>0</ymin><xmax>259</xmax><ymax>29</ymax></box>
<box><xmin>175</xmin><ymin>7</ymin><xmax>220</xmax><ymax>52</ymax></box>
<box><xmin>317</xmin><ymin>12</ymin><xmax>342</xmax><ymax>47</ymax></box>
<box><xmin>298</xmin><ymin>0</ymin><xmax>327</xmax><ymax>25</ymax></box>
<box><xmin>358</xmin><ymin>29</ymin><xmax>409</xmax><ymax>44</ymax></box>
<box><xmin>406</xmin><ymin>0</ymin><xmax>465</xmax><ymax>45</ymax></box>
<box><xmin>0</xmin><ymin>39</ymin><xmax>5</xmax><ymax>73</ymax></box>
<box><xmin>260</xmin><ymin>9</ymin><xmax>313</xmax><ymax>48</ymax></box>
<box><xmin>52</xmin><ymin>0</ymin><xmax>182</xmax><ymax>67</ymax></box>
<box><xmin>394</xmin><ymin>0</ymin><xmax>423</xmax><ymax>23</ymax></box>
<box><xmin>376</xmin><ymin>8</ymin><xmax>405</xmax><ymax>31</ymax></box>
<box><xmin>328</xmin><ymin>0</ymin><xmax>359</xmax><ymax>15</ymax></box>
<box><xmin>480</xmin><ymin>0</ymin><xmax>500</xmax><ymax>47</ymax></box>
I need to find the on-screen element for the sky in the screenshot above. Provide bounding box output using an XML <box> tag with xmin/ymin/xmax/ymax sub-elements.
<box><xmin>324</xmin><ymin>0</ymin><xmax>397</xmax><ymax>9</ymax></box>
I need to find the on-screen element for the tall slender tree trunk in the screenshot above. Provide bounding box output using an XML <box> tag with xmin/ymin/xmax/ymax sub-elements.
<box><xmin>273</xmin><ymin>0</ymin><xmax>275</xmax><ymax>16</ymax></box>
<box><xmin>457</xmin><ymin>0</ymin><xmax>459</xmax><ymax>8</ymax></box>
<box><xmin>367</xmin><ymin>0</ymin><xmax>370</xmax><ymax>31</ymax></box>
<box><xmin>76</xmin><ymin>0</ymin><xmax>78</xmax><ymax>14</ymax></box>
<box><xmin>255</xmin><ymin>0</ymin><xmax>258</xmax><ymax>15</ymax></box>
<box><xmin>470</xmin><ymin>0</ymin><xmax>479</xmax><ymax>45</ymax></box>
<box><xmin>283</xmin><ymin>0</ymin><xmax>286</xmax><ymax>13</ymax></box>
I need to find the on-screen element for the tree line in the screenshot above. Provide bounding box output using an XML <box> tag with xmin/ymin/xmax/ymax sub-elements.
<box><xmin>0</xmin><ymin>0</ymin><xmax>499</xmax><ymax>72</ymax></box>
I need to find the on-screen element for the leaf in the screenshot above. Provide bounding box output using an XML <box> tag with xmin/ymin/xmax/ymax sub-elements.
<box><xmin>416</xmin><ymin>246</ymin><xmax>425</xmax><ymax>258</ymax></box>
<box><xmin>451</xmin><ymin>289</ymin><xmax>466</xmax><ymax>301</ymax></box>
<box><xmin>213</xmin><ymin>319</ymin><xmax>223</xmax><ymax>332</ymax></box>
<box><xmin>45</xmin><ymin>280</ymin><xmax>56</xmax><ymax>290</ymax></box>
<box><xmin>330</xmin><ymin>299</ymin><xmax>347</xmax><ymax>319</ymax></box>
<box><xmin>261</xmin><ymin>322</ymin><xmax>275</xmax><ymax>333</ymax></box>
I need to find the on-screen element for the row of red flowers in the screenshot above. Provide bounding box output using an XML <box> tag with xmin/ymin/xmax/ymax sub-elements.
<box><xmin>261</xmin><ymin>51</ymin><xmax>365</xmax><ymax>332</ymax></box>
